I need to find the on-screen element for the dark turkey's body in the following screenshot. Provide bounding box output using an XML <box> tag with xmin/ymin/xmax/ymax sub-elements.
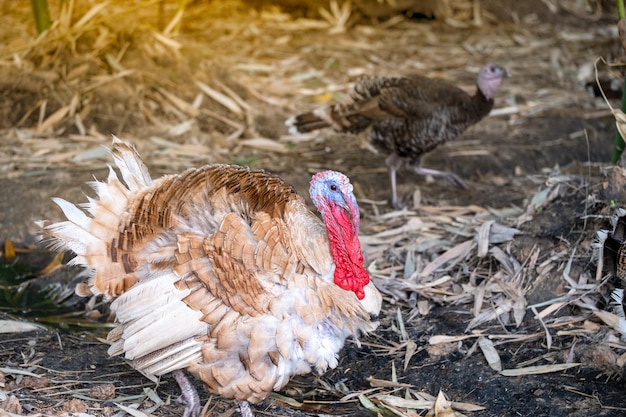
<box><xmin>362</xmin><ymin>76</ymin><xmax>494</xmax><ymax>161</ymax></box>
<box><xmin>286</xmin><ymin>63</ymin><xmax>507</xmax><ymax>208</ymax></box>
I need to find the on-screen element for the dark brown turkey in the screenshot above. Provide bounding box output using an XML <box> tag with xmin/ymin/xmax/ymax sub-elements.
<box><xmin>286</xmin><ymin>63</ymin><xmax>508</xmax><ymax>208</ymax></box>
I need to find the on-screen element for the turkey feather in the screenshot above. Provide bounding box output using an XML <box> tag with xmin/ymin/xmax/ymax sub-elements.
<box><xmin>42</xmin><ymin>138</ymin><xmax>382</xmax><ymax>415</ymax></box>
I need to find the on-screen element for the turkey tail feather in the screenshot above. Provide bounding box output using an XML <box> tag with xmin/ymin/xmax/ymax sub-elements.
<box><xmin>110</xmin><ymin>135</ymin><xmax>152</xmax><ymax>190</ymax></box>
<box><xmin>285</xmin><ymin>109</ymin><xmax>332</xmax><ymax>134</ymax></box>
<box><xmin>41</xmin><ymin>137</ymin><xmax>154</xmax><ymax>296</ymax></box>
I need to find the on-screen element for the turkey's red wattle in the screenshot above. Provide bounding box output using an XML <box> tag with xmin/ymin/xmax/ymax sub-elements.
<box><xmin>325</xmin><ymin>203</ymin><xmax>369</xmax><ymax>300</ymax></box>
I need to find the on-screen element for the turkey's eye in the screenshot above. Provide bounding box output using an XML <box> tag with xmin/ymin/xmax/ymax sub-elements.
<box><xmin>330</xmin><ymin>184</ymin><xmax>338</xmax><ymax>192</ymax></box>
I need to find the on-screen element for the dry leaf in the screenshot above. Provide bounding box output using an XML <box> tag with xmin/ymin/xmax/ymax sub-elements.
<box><xmin>478</xmin><ymin>336</ymin><xmax>502</xmax><ymax>371</ymax></box>
<box><xmin>429</xmin><ymin>334</ymin><xmax>480</xmax><ymax>345</ymax></box>
<box><xmin>431</xmin><ymin>391</ymin><xmax>456</xmax><ymax>417</ymax></box>
<box><xmin>500</xmin><ymin>363</ymin><xmax>580</xmax><ymax>376</ymax></box>
<box><xmin>152</xmin><ymin>31</ymin><xmax>182</xmax><ymax>50</ymax></box>
<box><xmin>366</xmin><ymin>376</ymin><xmax>414</xmax><ymax>388</ymax></box>
<box><xmin>39</xmin><ymin>251</ymin><xmax>64</xmax><ymax>274</ymax></box>
<box><xmin>3</xmin><ymin>239</ymin><xmax>15</xmax><ymax>261</ymax></box>
<box><xmin>156</xmin><ymin>87</ymin><xmax>199</xmax><ymax>117</ymax></box>
<box><xmin>403</xmin><ymin>340</ymin><xmax>418</xmax><ymax>371</ymax></box>
<box><xmin>594</xmin><ymin>58</ymin><xmax>626</xmax><ymax>141</ymax></box>
<box><xmin>195</xmin><ymin>80</ymin><xmax>243</xmax><ymax>115</ymax></box>
<box><xmin>239</xmin><ymin>138</ymin><xmax>289</xmax><ymax>154</ymax></box>
<box><xmin>0</xmin><ymin>394</ymin><xmax>22</xmax><ymax>414</ymax></box>
<box><xmin>594</xmin><ymin>310</ymin><xmax>626</xmax><ymax>336</ymax></box>
<box><xmin>476</xmin><ymin>220</ymin><xmax>493</xmax><ymax>258</ymax></box>
<box><xmin>312</xmin><ymin>92</ymin><xmax>336</xmax><ymax>103</ymax></box>
<box><xmin>466</xmin><ymin>300</ymin><xmax>513</xmax><ymax>331</ymax></box>
<box><xmin>378</xmin><ymin>394</ymin><xmax>432</xmax><ymax>410</ymax></box>
<box><xmin>37</xmin><ymin>104</ymin><xmax>71</xmax><ymax>134</ymax></box>
<box><xmin>0</xmin><ymin>320</ymin><xmax>46</xmax><ymax>334</ymax></box>
<box><xmin>73</xmin><ymin>1</ymin><xmax>109</xmax><ymax>29</ymax></box>
<box><xmin>420</xmin><ymin>239</ymin><xmax>475</xmax><ymax>278</ymax></box>
<box><xmin>114</xmin><ymin>402</ymin><xmax>152</xmax><ymax>417</ymax></box>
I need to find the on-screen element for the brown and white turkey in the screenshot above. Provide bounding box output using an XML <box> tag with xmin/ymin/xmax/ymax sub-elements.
<box><xmin>41</xmin><ymin>137</ymin><xmax>382</xmax><ymax>417</ymax></box>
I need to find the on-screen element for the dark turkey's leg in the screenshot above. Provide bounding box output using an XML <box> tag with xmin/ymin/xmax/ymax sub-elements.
<box><xmin>412</xmin><ymin>166</ymin><xmax>468</xmax><ymax>189</ymax></box>
<box><xmin>406</xmin><ymin>157</ymin><xmax>468</xmax><ymax>190</ymax></box>
<box><xmin>173</xmin><ymin>369</ymin><xmax>201</xmax><ymax>417</ymax></box>
<box><xmin>385</xmin><ymin>154</ymin><xmax>404</xmax><ymax>209</ymax></box>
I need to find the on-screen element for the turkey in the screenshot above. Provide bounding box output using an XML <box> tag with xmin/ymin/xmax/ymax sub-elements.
<box><xmin>40</xmin><ymin>137</ymin><xmax>382</xmax><ymax>417</ymax></box>
<box><xmin>286</xmin><ymin>63</ymin><xmax>508</xmax><ymax>208</ymax></box>
<box><xmin>598</xmin><ymin>208</ymin><xmax>626</xmax><ymax>281</ymax></box>
<box><xmin>595</xmin><ymin>209</ymin><xmax>626</xmax><ymax>337</ymax></box>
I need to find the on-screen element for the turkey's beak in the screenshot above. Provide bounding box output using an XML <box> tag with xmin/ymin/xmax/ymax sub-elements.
<box><xmin>361</xmin><ymin>281</ymin><xmax>382</xmax><ymax>317</ymax></box>
<box><xmin>344</xmin><ymin>193</ymin><xmax>361</xmax><ymax>232</ymax></box>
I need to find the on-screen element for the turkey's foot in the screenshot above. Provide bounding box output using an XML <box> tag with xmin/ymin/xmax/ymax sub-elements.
<box><xmin>413</xmin><ymin>167</ymin><xmax>468</xmax><ymax>189</ymax></box>
<box><xmin>173</xmin><ymin>369</ymin><xmax>201</xmax><ymax>417</ymax></box>
<box><xmin>237</xmin><ymin>400</ymin><xmax>255</xmax><ymax>417</ymax></box>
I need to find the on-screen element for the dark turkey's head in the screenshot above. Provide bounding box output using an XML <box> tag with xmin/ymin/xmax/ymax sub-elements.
<box><xmin>477</xmin><ymin>63</ymin><xmax>507</xmax><ymax>99</ymax></box>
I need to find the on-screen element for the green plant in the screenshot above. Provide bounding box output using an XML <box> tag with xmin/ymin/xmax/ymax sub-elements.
<box><xmin>612</xmin><ymin>0</ymin><xmax>626</xmax><ymax>164</ymax></box>
<box><xmin>31</xmin><ymin>0</ymin><xmax>51</xmax><ymax>34</ymax></box>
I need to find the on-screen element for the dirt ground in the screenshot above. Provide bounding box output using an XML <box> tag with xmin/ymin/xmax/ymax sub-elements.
<box><xmin>3</xmin><ymin>0</ymin><xmax>626</xmax><ymax>416</ymax></box>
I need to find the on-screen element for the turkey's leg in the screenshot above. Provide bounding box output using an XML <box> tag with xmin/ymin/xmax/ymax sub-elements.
<box><xmin>237</xmin><ymin>400</ymin><xmax>255</xmax><ymax>417</ymax></box>
<box><xmin>385</xmin><ymin>154</ymin><xmax>403</xmax><ymax>209</ymax></box>
<box><xmin>173</xmin><ymin>369</ymin><xmax>201</xmax><ymax>417</ymax></box>
<box><xmin>412</xmin><ymin>166</ymin><xmax>468</xmax><ymax>189</ymax></box>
